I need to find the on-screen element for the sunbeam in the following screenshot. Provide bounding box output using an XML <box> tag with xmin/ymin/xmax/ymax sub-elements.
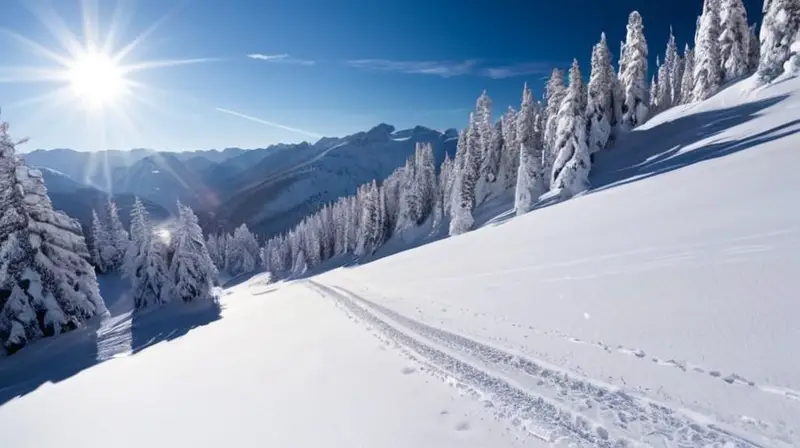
<box><xmin>0</xmin><ymin>0</ymin><xmax>218</xmax><ymax>187</ymax></box>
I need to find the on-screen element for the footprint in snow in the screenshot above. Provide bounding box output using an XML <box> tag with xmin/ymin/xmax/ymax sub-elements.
<box><xmin>401</xmin><ymin>367</ymin><xmax>416</xmax><ymax>375</ymax></box>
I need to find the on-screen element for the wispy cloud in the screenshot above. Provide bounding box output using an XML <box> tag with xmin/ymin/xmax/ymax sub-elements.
<box><xmin>346</xmin><ymin>59</ymin><xmax>479</xmax><ymax>77</ymax></box>
<box><xmin>346</xmin><ymin>58</ymin><xmax>558</xmax><ymax>79</ymax></box>
<box><xmin>480</xmin><ymin>62</ymin><xmax>557</xmax><ymax>79</ymax></box>
<box><xmin>246</xmin><ymin>53</ymin><xmax>316</xmax><ymax>66</ymax></box>
<box><xmin>215</xmin><ymin>108</ymin><xmax>322</xmax><ymax>139</ymax></box>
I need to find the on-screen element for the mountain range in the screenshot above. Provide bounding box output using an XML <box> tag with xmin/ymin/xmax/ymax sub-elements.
<box><xmin>26</xmin><ymin>124</ymin><xmax>458</xmax><ymax>238</ymax></box>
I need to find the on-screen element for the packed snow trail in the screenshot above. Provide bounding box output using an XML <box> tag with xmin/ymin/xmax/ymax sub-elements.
<box><xmin>305</xmin><ymin>279</ymin><xmax>769</xmax><ymax>447</ymax></box>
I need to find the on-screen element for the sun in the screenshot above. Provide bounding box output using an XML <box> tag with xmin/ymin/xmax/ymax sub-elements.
<box><xmin>67</xmin><ymin>49</ymin><xmax>127</xmax><ymax>109</ymax></box>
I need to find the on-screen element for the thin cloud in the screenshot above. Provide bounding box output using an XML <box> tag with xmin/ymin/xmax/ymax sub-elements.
<box><xmin>346</xmin><ymin>59</ymin><xmax>558</xmax><ymax>79</ymax></box>
<box><xmin>346</xmin><ymin>59</ymin><xmax>479</xmax><ymax>77</ymax></box>
<box><xmin>247</xmin><ymin>53</ymin><xmax>316</xmax><ymax>66</ymax></box>
<box><xmin>481</xmin><ymin>62</ymin><xmax>557</xmax><ymax>79</ymax></box>
<box><xmin>216</xmin><ymin>108</ymin><xmax>322</xmax><ymax>139</ymax></box>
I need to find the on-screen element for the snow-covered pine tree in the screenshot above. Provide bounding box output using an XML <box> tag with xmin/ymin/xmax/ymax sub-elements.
<box><xmin>206</xmin><ymin>233</ymin><xmax>222</xmax><ymax>270</ymax></box>
<box><xmin>90</xmin><ymin>209</ymin><xmax>109</xmax><ymax>272</ymax></box>
<box><xmin>757</xmin><ymin>0</ymin><xmax>800</xmax><ymax>82</ymax></box>
<box><xmin>346</xmin><ymin>195</ymin><xmax>360</xmax><ymax>254</ymax></box>
<box><xmin>587</xmin><ymin>32</ymin><xmax>616</xmax><ymax>153</ymax></box>
<box><xmin>620</xmin><ymin>11</ymin><xmax>650</xmax><ymax>128</ymax></box>
<box><xmin>500</xmin><ymin>106</ymin><xmax>520</xmax><ymax>190</ymax></box>
<box><xmin>476</xmin><ymin>100</ymin><xmax>503</xmax><ymax>203</ymax></box>
<box><xmin>681</xmin><ymin>45</ymin><xmax>696</xmax><ymax>103</ymax></box>
<box><xmin>650</xmin><ymin>74</ymin><xmax>660</xmax><ymax>111</ymax></box>
<box><xmin>514</xmin><ymin>83</ymin><xmax>545</xmax><ymax>215</ymax></box>
<box><xmin>665</xmin><ymin>27</ymin><xmax>683</xmax><ymax>106</ymax></box>
<box><xmin>332</xmin><ymin>199</ymin><xmax>347</xmax><ymax>256</ymax></box>
<box><xmin>395</xmin><ymin>158</ymin><xmax>421</xmax><ymax>233</ymax></box>
<box><xmin>124</xmin><ymin>197</ymin><xmax>170</xmax><ymax>310</ymax></box>
<box><xmin>449</xmin><ymin>117</ymin><xmax>481</xmax><ymax>236</ymax></box>
<box><xmin>719</xmin><ymin>0</ymin><xmax>751</xmax><ymax>80</ymax></box>
<box><xmin>657</xmin><ymin>62</ymin><xmax>671</xmax><ymax>111</ymax></box>
<box><xmin>101</xmin><ymin>199</ymin><xmax>129</xmax><ymax>272</ymax></box>
<box><xmin>291</xmin><ymin>248</ymin><xmax>307</xmax><ymax>276</ymax></box>
<box><xmin>230</xmin><ymin>224</ymin><xmax>259</xmax><ymax>275</ymax></box>
<box><xmin>169</xmin><ymin>202</ymin><xmax>217</xmax><ymax>303</ymax></box>
<box><xmin>694</xmin><ymin>0</ymin><xmax>724</xmax><ymax>100</ymax></box>
<box><xmin>551</xmin><ymin>59</ymin><xmax>591</xmax><ymax>197</ymax></box>
<box><xmin>356</xmin><ymin>181</ymin><xmax>381</xmax><ymax>255</ymax></box>
<box><xmin>543</xmin><ymin>69</ymin><xmax>567</xmax><ymax>188</ymax></box>
<box><xmin>439</xmin><ymin>152</ymin><xmax>456</xmax><ymax>219</ymax></box>
<box><xmin>747</xmin><ymin>24</ymin><xmax>761</xmax><ymax>73</ymax></box>
<box><xmin>415</xmin><ymin>142</ymin><xmax>437</xmax><ymax>221</ymax></box>
<box><xmin>0</xmin><ymin>122</ymin><xmax>106</xmax><ymax>354</ymax></box>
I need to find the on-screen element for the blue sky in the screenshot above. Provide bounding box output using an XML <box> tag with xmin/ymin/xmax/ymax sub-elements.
<box><xmin>1</xmin><ymin>0</ymin><xmax>763</xmax><ymax>152</ymax></box>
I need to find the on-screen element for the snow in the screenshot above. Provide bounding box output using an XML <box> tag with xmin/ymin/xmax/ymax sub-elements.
<box><xmin>2</xmin><ymin>75</ymin><xmax>800</xmax><ymax>447</ymax></box>
<box><xmin>309</xmin><ymin>75</ymin><xmax>800</xmax><ymax>446</ymax></box>
<box><xmin>0</xmin><ymin>274</ymin><xmax>533</xmax><ymax>448</ymax></box>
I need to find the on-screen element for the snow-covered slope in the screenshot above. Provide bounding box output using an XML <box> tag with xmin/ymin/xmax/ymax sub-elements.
<box><xmin>309</xmin><ymin>75</ymin><xmax>800</xmax><ymax>446</ymax></box>
<box><xmin>0</xmin><ymin>275</ymin><xmax>532</xmax><ymax>448</ymax></box>
<box><xmin>2</xmin><ymin>76</ymin><xmax>798</xmax><ymax>447</ymax></box>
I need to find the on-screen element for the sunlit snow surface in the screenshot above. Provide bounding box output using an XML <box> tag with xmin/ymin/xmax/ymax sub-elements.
<box><xmin>2</xmin><ymin>74</ymin><xmax>800</xmax><ymax>447</ymax></box>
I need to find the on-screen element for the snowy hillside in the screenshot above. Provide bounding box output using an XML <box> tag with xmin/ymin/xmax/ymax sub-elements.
<box><xmin>3</xmin><ymin>75</ymin><xmax>798</xmax><ymax>447</ymax></box>
<box><xmin>311</xmin><ymin>75</ymin><xmax>800</xmax><ymax>446</ymax></box>
<box><xmin>216</xmin><ymin>124</ymin><xmax>456</xmax><ymax>237</ymax></box>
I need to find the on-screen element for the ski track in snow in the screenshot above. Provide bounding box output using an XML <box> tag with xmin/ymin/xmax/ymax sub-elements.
<box><xmin>375</xmin><ymin>287</ymin><xmax>800</xmax><ymax>406</ymax></box>
<box><xmin>304</xmin><ymin>279</ymin><xmax>767</xmax><ymax>448</ymax></box>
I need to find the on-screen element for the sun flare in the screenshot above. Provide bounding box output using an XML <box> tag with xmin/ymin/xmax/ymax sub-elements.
<box><xmin>67</xmin><ymin>49</ymin><xmax>127</xmax><ymax>109</ymax></box>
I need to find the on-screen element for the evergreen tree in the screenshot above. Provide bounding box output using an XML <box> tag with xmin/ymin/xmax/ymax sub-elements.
<box><xmin>650</xmin><ymin>74</ymin><xmax>660</xmax><ymax>111</ymax></box>
<box><xmin>415</xmin><ymin>142</ymin><xmax>437</xmax><ymax>220</ymax></box>
<box><xmin>620</xmin><ymin>11</ymin><xmax>650</xmax><ymax>128</ymax></box>
<box><xmin>228</xmin><ymin>224</ymin><xmax>259</xmax><ymax>275</ymax></box>
<box><xmin>657</xmin><ymin>62</ymin><xmax>671</xmax><ymax>111</ymax></box>
<box><xmin>169</xmin><ymin>203</ymin><xmax>217</xmax><ymax>303</ymax></box>
<box><xmin>514</xmin><ymin>83</ymin><xmax>545</xmax><ymax>215</ymax></box>
<box><xmin>439</xmin><ymin>153</ymin><xmax>456</xmax><ymax>219</ymax></box>
<box><xmin>124</xmin><ymin>197</ymin><xmax>169</xmax><ymax>310</ymax></box>
<box><xmin>543</xmin><ymin>69</ymin><xmax>567</xmax><ymax>188</ymax></box>
<box><xmin>356</xmin><ymin>181</ymin><xmax>381</xmax><ymax>255</ymax></box>
<box><xmin>102</xmin><ymin>199</ymin><xmax>129</xmax><ymax>272</ymax></box>
<box><xmin>90</xmin><ymin>209</ymin><xmax>109</xmax><ymax>272</ymax></box>
<box><xmin>757</xmin><ymin>0</ymin><xmax>800</xmax><ymax>82</ymax></box>
<box><xmin>663</xmin><ymin>27</ymin><xmax>682</xmax><ymax>107</ymax></box>
<box><xmin>500</xmin><ymin>106</ymin><xmax>520</xmax><ymax>190</ymax></box>
<box><xmin>694</xmin><ymin>0</ymin><xmax>724</xmax><ymax>100</ymax></box>
<box><xmin>0</xmin><ymin>122</ymin><xmax>106</xmax><ymax>354</ymax></box>
<box><xmin>747</xmin><ymin>23</ymin><xmax>762</xmax><ymax>73</ymax></box>
<box><xmin>720</xmin><ymin>0</ymin><xmax>751</xmax><ymax>80</ymax></box>
<box><xmin>587</xmin><ymin>32</ymin><xmax>616</xmax><ymax>154</ymax></box>
<box><xmin>449</xmin><ymin>117</ymin><xmax>481</xmax><ymax>236</ymax></box>
<box><xmin>291</xmin><ymin>249</ymin><xmax>307</xmax><ymax>276</ymax></box>
<box><xmin>395</xmin><ymin>158</ymin><xmax>421</xmax><ymax>232</ymax></box>
<box><xmin>551</xmin><ymin>60</ymin><xmax>591</xmax><ymax>197</ymax></box>
<box><xmin>681</xmin><ymin>45</ymin><xmax>697</xmax><ymax>103</ymax></box>
<box><xmin>206</xmin><ymin>234</ymin><xmax>222</xmax><ymax>270</ymax></box>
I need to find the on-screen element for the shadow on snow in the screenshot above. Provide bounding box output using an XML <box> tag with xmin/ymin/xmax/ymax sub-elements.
<box><xmin>0</xmin><ymin>274</ymin><xmax>222</xmax><ymax>407</ymax></box>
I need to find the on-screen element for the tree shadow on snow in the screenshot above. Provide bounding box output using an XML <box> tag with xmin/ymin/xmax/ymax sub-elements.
<box><xmin>129</xmin><ymin>297</ymin><xmax>222</xmax><ymax>355</ymax></box>
<box><xmin>590</xmin><ymin>94</ymin><xmax>796</xmax><ymax>192</ymax></box>
<box><xmin>0</xmin><ymin>276</ymin><xmax>222</xmax><ymax>407</ymax></box>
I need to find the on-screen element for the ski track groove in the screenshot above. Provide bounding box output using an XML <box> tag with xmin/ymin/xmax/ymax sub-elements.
<box><xmin>381</xmin><ymin>285</ymin><xmax>800</xmax><ymax>404</ymax></box>
<box><xmin>304</xmin><ymin>279</ymin><xmax>765</xmax><ymax>448</ymax></box>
